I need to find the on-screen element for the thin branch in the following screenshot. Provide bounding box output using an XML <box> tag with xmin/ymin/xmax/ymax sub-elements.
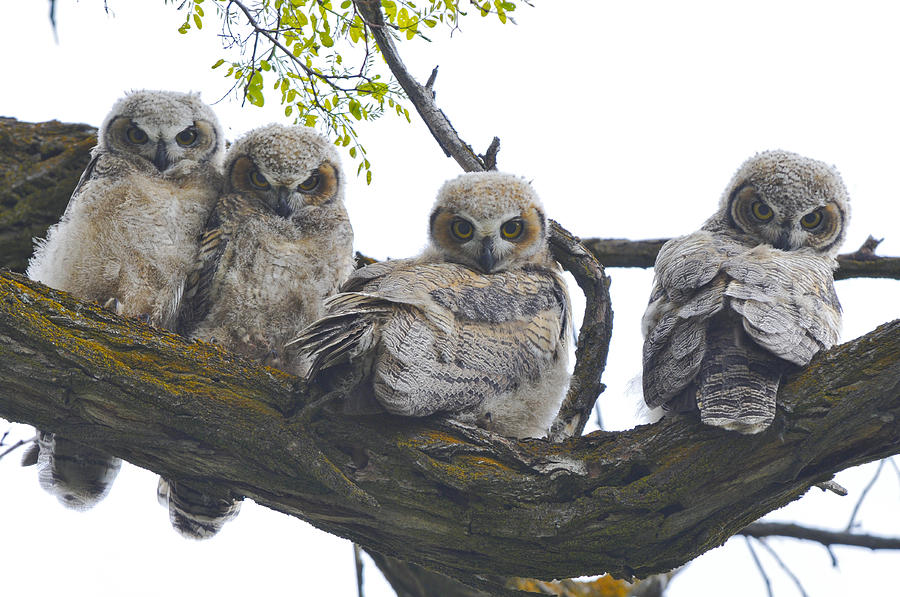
<box><xmin>354</xmin><ymin>0</ymin><xmax>492</xmax><ymax>172</ymax></box>
<box><xmin>583</xmin><ymin>236</ymin><xmax>900</xmax><ymax>281</ymax></box>
<box><xmin>754</xmin><ymin>538</ymin><xmax>809</xmax><ymax>597</ymax></box>
<box><xmin>354</xmin><ymin>544</ymin><xmax>365</xmax><ymax>597</ymax></box>
<box><xmin>547</xmin><ymin>221</ymin><xmax>613</xmax><ymax>441</ymax></box>
<box><xmin>741</xmin><ymin>522</ymin><xmax>900</xmax><ymax>550</ymax></box>
<box><xmin>0</xmin><ymin>434</ymin><xmax>37</xmax><ymax>461</ymax></box>
<box><xmin>845</xmin><ymin>459</ymin><xmax>885</xmax><ymax>531</ymax></box>
<box><xmin>744</xmin><ymin>537</ymin><xmax>774</xmax><ymax>597</ymax></box>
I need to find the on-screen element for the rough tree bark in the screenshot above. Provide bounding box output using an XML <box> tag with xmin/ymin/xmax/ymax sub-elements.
<box><xmin>1</xmin><ymin>269</ymin><xmax>898</xmax><ymax>594</ymax></box>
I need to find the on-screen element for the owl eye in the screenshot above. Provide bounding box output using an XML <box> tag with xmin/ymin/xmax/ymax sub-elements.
<box><xmin>751</xmin><ymin>201</ymin><xmax>774</xmax><ymax>221</ymax></box>
<box><xmin>800</xmin><ymin>210</ymin><xmax>823</xmax><ymax>229</ymax></box>
<box><xmin>126</xmin><ymin>126</ymin><xmax>149</xmax><ymax>144</ymax></box>
<box><xmin>298</xmin><ymin>174</ymin><xmax>320</xmax><ymax>193</ymax></box>
<box><xmin>451</xmin><ymin>219</ymin><xmax>474</xmax><ymax>240</ymax></box>
<box><xmin>249</xmin><ymin>169</ymin><xmax>270</xmax><ymax>190</ymax></box>
<box><xmin>175</xmin><ymin>127</ymin><xmax>198</xmax><ymax>147</ymax></box>
<box><xmin>500</xmin><ymin>219</ymin><xmax>524</xmax><ymax>240</ymax></box>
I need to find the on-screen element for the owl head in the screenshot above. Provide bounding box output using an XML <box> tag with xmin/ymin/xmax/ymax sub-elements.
<box><xmin>718</xmin><ymin>150</ymin><xmax>850</xmax><ymax>255</ymax></box>
<box><xmin>428</xmin><ymin>172</ymin><xmax>548</xmax><ymax>273</ymax></box>
<box><xmin>224</xmin><ymin>124</ymin><xmax>343</xmax><ymax>218</ymax></box>
<box><xmin>99</xmin><ymin>90</ymin><xmax>224</xmax><ymax>171</ymax></box>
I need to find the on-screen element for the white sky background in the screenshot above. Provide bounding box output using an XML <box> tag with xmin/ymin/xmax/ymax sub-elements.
<box><xmin>1</xmin><ymin>1</ymin><xmax>899</xmax><ymax>595</ymax></box>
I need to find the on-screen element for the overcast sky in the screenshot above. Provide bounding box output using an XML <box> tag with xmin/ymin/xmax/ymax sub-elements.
<box><xmin>1</xmin><ymin>2</ymin><xmax>898</xmax><ymax>596</ymax></box>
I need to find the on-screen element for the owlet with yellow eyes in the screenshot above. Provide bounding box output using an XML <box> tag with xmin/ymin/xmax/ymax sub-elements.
<box><xmin>292</xmin><ymin>171</ymin><xmax>571</xmax><ymax>440</ymax></box>
<box><xmin>24</xmin><ymin>89</ymin><xmax>224</xmax><ymax>510</ymax></box>
<box><xmin>642</xmin><ymin>150</ymin><xmax>849</xmax><ymax>434</ymax></box>
<box><xmin>158</xmin><ymin>123</ymin><xmax>354</xmax><ymax>539</ymax></box>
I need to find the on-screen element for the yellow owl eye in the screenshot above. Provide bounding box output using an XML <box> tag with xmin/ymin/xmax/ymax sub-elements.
<box><xmin>800</xmin><ymin>210</ymin><xmax>823</xmax><ymax>229</ymax></box>
<box><xmin>298</xmin><ymin>174</ymin><xmax>320</xmax><ymax>193</ymax></box>
<box><xmin>175</xmin><ymin>127</ymin><xmax>198</xmax><ymax>147</ymax></box>
<box><xmin>751</xmin><ymin>201</ymin><xmax>774</xmax><ymax>221</ymax></box>
<box><xmin>500</xmin><ymin>219</ymin><xmax>524</xmax><ymax>240</ymax></box>
<box><xmin>451</xmin><ymin>219</ymin><xmax>474</xmax><ymax>240</ymax></box>
<box><xmin>249</xmin><ymin>169</ymin><xmax>270</xmax><ymax>189</ymax></box>
<box><xmin>126</xmin><ymin>126</ymin><xmax>148</xmax><ymax>144</ymax></box>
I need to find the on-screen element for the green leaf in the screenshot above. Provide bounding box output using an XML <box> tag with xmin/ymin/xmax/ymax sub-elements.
<box><xmin>349</xmin><ymin>146</ymin><xmax>357</xmax><ymax>158</ymax></box>
<box><xmin>320</xmin><ymin>31</ymin><xmax>334</xmax><ymax>47</ymax></box>
<box><xmin>178</xmin><ymin>23</ymin><xmax>190</xmax><ymax>34</ymax></box>
<box><xmin>348</xmin><ymin>99</ymin><xmax>362</xmax><ymax>120</ymax></box>
<box><xmin>340</xmin><ymin>0</ymin><xmax>351</xmax><ymax>7</ymax></box>
<box><xmin>342</xmin><ymin>134</ymin><xmax>351</xmax><ymax>147</ymax></box>
<box><xmin>211</xmin><ymin>58</ymin><xmax>225</xmax><ymax>69</ymax></box>
<box><xmin>193</xmin><ymin>14</ymin><xmax>202</xmax><ymax>29</ymax></box>
<box><xmin>260</xmin><ymin>59</ymin><xmax>271</xmax><ymax>71</ymax></box>
<box><xmin>285</xmin><ymin>105</ymin><xmax>293</xmax><ymax>116</ymax></box>
<box><xmin>366</xmin><ymin>170</ymin><xmax>372</xmax><ymax>185</ymax></box>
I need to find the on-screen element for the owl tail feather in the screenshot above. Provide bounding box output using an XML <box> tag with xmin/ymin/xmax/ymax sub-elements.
<box><xmin>288</xmin><ymin>292</ymin><xmax>390</xmax><ymax>379</ymax></box>
<box><xmin>157</xmin><ymin>477</ymin><xmax>242</xmax><ymax>540</ymax></box>
<box><xmin>696</xmin><ymin>319</ymin><xmax>784</xmax><ymax>435</ymax></box>
<box><xmin>35</xmin><ymin>431</ymin><xmax>122</xmax><ymax>510</ymax></box>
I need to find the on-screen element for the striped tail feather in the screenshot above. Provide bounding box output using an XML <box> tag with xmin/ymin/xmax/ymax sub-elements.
<box><xmin>32</xmin><ymin>431</ymin><xmax>122</xmax><ymax>510</ymax></box>
<box><xmin>157</xmin><ymin>477</ymin><xmax>242</xmax><ymax>540</ymax></box>
<box><xmin>696</xmin><ymin>313</ymin><xmax>785</xmax><ymax>434</ymax></box>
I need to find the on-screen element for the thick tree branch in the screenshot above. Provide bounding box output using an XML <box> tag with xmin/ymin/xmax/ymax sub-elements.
<box><xmin>1</xmin><ymin>270</ymin><xmax>898</xmax><ymax>587</ymax></box>
<box><xmin>740</xmin><ymin>522</ymin><xmax>900</xmax><ymax>550</ymax></box>
<box><xmin>583</xmin><ymin>237</ymin><xmax>900</xmax><ymax>281</ymax></box>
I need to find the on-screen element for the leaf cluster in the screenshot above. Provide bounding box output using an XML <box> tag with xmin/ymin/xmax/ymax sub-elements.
<box><xmin>175</xmin><ymin>0</ymin><xmax>527</xmax><ymax>183</ymax></box>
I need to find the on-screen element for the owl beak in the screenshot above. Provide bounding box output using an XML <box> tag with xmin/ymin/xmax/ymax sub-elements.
<box><xmin>152</xmin><ymin>139</ymin><xmax>170</xmax><ymax>172</ymax></box>
<box><xmin>478</xmin><ymin>237</ymin><xmax>496</xmax><ymax>273</ymax></box>
<box><xmin>773</xmin><ymin>230</ymin><xmax>794</xmax><ymax>251</ymax></box>
<box><xmin>275</xmin><ymin>187</ymin><xmax>293</xmax><ymax>218</ymax></box>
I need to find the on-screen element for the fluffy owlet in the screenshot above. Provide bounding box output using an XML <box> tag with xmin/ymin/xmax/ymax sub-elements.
<box><xmin>157</xmin><ymin>123</ymin><xmax>355</xmax><ymax>539</ymax></box>
<box><xmin>292</xmin><ymin>172</ymin><xmax>571</xmax><ymax>439</ymax></box>
<box><xmin>24</xmin><ymin>89</ymin><xmax>224</xmax><ymax>508</ymax></box>
<box><xmin>642</xmin><ymin>150</ymin><xmax>849</xmax><ymax>434</ymax></box>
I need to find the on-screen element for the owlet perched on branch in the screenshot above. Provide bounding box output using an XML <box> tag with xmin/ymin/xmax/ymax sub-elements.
<box><xmin>642</xmin><ymin>150</ymin><xmax>849</xmax><ymax>433</ymax></box>
<box><xmin>157</xmin><ymin>123</ymin><xmax>355</xmax><ymax>539</ymax></box>
<box><xmin>292</xmin><ymin>172</ymin><xmax>571</xmax><ymax>439</ymax></box>
<box><xmin>24</xmin><ymin>89</ymin><xmax>224</xmax><ymax>509</ymax></box>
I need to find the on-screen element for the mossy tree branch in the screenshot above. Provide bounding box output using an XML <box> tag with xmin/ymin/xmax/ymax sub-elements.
<box><xmin>1</xmin><ymin>270</ymin><xmax>898</xmax><ymax>591</ymax></box>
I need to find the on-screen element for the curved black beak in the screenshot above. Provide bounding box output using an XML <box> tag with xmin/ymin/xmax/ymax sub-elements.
<box><xmin>275</xmin><ymin>187</ymin><xmax>293</xmax><ymax>218</ymax></box>
<box><xmin>152</xmin><ymin>139</ymin><xmax>169</xmax><ymax>172</ymax></box>
<box><xmin>477</xmin><ymin>236</ymin><xmax>496</xmax><ymax>273</ymax></box>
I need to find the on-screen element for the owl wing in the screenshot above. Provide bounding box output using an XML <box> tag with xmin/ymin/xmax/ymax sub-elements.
<box><xmin>293</xmin><ymin>262</ymin><xmax>570</xmax><ymax>418</ymax></box>
<box><xmin>725</xmin><ymin>248</ymin><xmax>841</xmax><ymax>366</ymax></box>
<box><xmin>642</xmin><ymin>232</ymin><xmax>734</xmax><ymax>408</ymax></box>
<box><xmin>176</xmin><ymin>194</ymin><xmax>253</xmax><ymax>335</ymax></box>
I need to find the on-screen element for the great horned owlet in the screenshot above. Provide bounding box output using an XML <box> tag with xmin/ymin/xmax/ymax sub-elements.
<box><xmin>292</xmin><ymin>171</ymin><xmax>572</xmax><ymax>439</ymax></box>
<box><xmin>642</xmin><ymin>150</ymin><xmax>849</xmax><ymax>433</ymax></box>
<box><xmin>157</xmin><ymin>123</ymin><xmax>355</xmax><ymax>539</ymax></box>
<box><xmin>24</xmin><ymin>89</ymin><xmax>224</xmax><ymax>509</ymax></box>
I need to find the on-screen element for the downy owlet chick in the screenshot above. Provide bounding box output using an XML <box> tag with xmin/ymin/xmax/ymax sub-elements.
<box><xmin>25</xmin><ymin>89</ymin><xmax>224</xmax><ymax>509</ymax></box>
<box><xmin>292</xmin><ymin>171</ymin><xmax>571</xmax><ymax>439</ymax></box>
<box><xmin>642</xmin><ymin>150</ymin><xmax>848</xmax><ymax>434</ymax></box>
<box><xmin>157</xmin><ymin>123</ymin><xmax>354</xmax><ymax>539</ymax></box>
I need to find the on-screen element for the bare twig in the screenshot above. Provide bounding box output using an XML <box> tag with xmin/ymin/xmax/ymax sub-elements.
<box><xmin>0</xmin><ymin>434</ymin><xmax>37</xmax><ymax>461</ymax></box>
<box><xmin>754</xmin><ymin>538</ymin><xmax>809</xmax><ymax>597</ymax></box>
<box><xmin>815</xmin><ymin>479</ymin><xmax>848</xmax><ymax>496</ymax></box>
<box><xmin>583</xmin><ymin>236</ymin><xmax>900</xmax><ymax>280</ymax></box>
<box><xmin>354</xmin><ymin>544</ymin><xmax>365</xmax><ymax>597</ymax></box>
<box><xmin>354</xmin><ymin>0</ymin><xmax>493</xmax><ymax>172</ymax></box>
<box><xmin>741</xmin><ymin>522</ymin><xmax>900</xmax><ymax>550</ymax></box>
<box><xmin>846</xmin><ymin>459</ymin><xmax>885</xmax><ymax>531</ymax></box>
<box><xmin>744</xmin><ymin>537</ymin><xmax>774</xmax><ymax>597</ymax></box>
